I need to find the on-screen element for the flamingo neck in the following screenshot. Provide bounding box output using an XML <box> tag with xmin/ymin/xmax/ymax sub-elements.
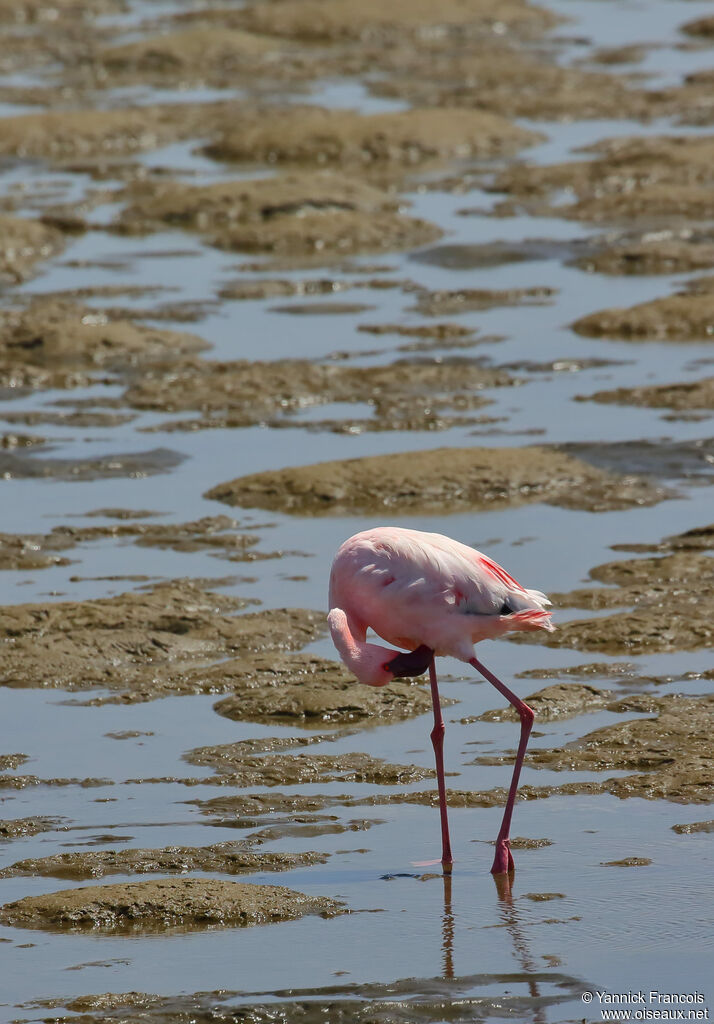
<box><xmin>327</xmin><ymin>607</ymin><xmax>394</xmax><ymax>687</ymax></box>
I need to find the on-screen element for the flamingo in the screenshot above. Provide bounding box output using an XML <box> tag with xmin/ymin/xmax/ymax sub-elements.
<box><xmin>328</xmin><ymin>526</ymin><xmax>554</xmax><ymax>877</ymax></box>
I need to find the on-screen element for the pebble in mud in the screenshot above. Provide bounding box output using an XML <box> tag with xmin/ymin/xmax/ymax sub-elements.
<box><xmin>0</xmin><ymin>878</ymin><xmax>344</xmax><ymax>932</ymax></box>
<box><xmin>0</xmin><ymin>844</ymin><xmax>329</xmax><ymax>881</ymax></box>
<box><xmin>204</xmin><ymin>444</ymin><xmax>664</xmax><ymax>517</ymax></box>
<box><xmin>115</xmin><ymin>172</ymin><xmax>442</xmax><ymax>259</ymax></box>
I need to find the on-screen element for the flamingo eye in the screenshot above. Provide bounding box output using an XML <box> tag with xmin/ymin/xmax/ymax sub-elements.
<box><xmin>499</xmin><ymin>602</ymin><xmax>513</xmax><ymax>615</ymax></box>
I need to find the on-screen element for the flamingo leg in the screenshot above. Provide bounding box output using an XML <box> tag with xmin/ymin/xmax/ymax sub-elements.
<box><xmin>469</xmin><ymin>656</ymin><xmax>534</xmax><ymax>876</ymax></box>
<box><xmin>429</xmin><ymin>658</ymin><xmax>454</xmax><ymax>873</ymax></box>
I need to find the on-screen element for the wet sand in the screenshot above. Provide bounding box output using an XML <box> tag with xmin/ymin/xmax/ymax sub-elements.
<box><xmin>0</xmin><ymin>0</ymin><xmax>713</xmax><ymax>1018</ymax></box>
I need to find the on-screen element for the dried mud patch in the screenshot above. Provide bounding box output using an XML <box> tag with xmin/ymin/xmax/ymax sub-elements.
<box><xmin>0</xmin><ymin>816</ymin><xmax>63</xmax><ymax>840</ymax></box>
<box><xmin>126</xmin><ymin>356</ymin><xmax>513</xmax><ymax>433</ymax></box>
<box><xmin>116</xmin><ymin>173</ymin><xmax>441</xmax><ymax>260</ymax></box>
<box><xmin>0</xmin><ymin>581</ymin><xmax>326</xmax><ymax>701</ymax></box>
<box><xmin>0</xmin><ymin>843</ymin><xmax>328</xmax><ymax>881</ymax></box>
<box><xmin>572</xmin><ymin>233</ymin><xmax>714</xmax><ymax>276</ymax></box>
<box><xmin>528</xmin><ymin>694</ymin><xmax>714</xmax><ymax>804</ymax></box>
<box><xmin>204</xmin><ymin>444</ymin><xmax>664</xmax><ymax>517</ymax></box>
<box><xmin>0</xmin><ymin>878</ymin><xmax>343</xmax><ymax>932</ymax></box>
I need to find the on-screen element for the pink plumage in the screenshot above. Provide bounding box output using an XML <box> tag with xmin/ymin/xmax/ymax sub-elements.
<box><xmin>328</xmin><ymin>526</ymin><xmax>554</xmax><ymax>882</ymax></box>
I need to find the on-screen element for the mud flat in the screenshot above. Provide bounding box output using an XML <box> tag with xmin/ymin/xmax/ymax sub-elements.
<box><xmin>480</xmin><ymin>682</ymin><xmax>613</xmax><ymax>722</ymax></box>
<box><xmin>581</xmin><ymin>377</ymin><xmax>714</xmax><ymax>415</ymax></box>
<box><xmin>0</xmin><ymin>297</ymin><xmax>207</xmax><ymax>392</ymax></box>
<box><xmin>125</xmin><ymin>356</ymin><xmax>513</xmax><ymax>433</ymax></box>
<box><xmin>0</xmin><ymin>878</ymin><xmax>343</xmax><ymax>932</ymax></box>
<box><xmin>0</xmin><ymin>581</ymin><xmax>324</xmax><ymax>699</ymax></box>
<box><xmin>204</xmin><ymin>444</ymin><xmax>664</xmax><ymax>516</ymax></box>
<box><xmin>541</xmin><ymin>526</ymin><xmax>714</xmax><ymax>654</ymax></box>
<box><xmin>0</xmin><ymin>214</ymin><xmax>66</xmax><ymax>283</ymax></box>
<box><xmin>492</xmin><ymin>135</ymin><xmax>714</xmax><ymax>223</ymax></box>
<box><xmin>528</xmin><ymin>694</ymin><xmax>714</xmax><ymax>804</ymax></box>
<box><xmin>116</xmin><ymin>173</ymin><xmax>441</xmax><ymax>259</ymax></box>
<box><xmin>0</xmin><ymin>844</ymin><xmax>328</xmax><ymax>881</ymax></box>
<box><xmin>572</xmin><ymin>274</ymin><xmax>714</xmax><ymax>341</ymax></box>
<box><xmin>202</xmin><ymin>107</ymin><xmax>542</xmax><ymax>173</ymax></box>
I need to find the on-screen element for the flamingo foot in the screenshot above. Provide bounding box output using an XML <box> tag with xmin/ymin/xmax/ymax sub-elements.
<box><xmin>490</xmin><ymin>838</ymin><xmax>515</xmax><ymax>876</ymax></box>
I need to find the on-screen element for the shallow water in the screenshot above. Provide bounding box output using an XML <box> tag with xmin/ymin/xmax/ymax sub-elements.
<box><xmin>1</xmin><ymin>0</ymin><xmax>713</xmax><ymax>1021</ymax></box>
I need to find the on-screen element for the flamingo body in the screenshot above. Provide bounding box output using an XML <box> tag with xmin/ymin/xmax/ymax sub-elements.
<box><xmin>328</xmin><ymin>526</ymin><xmax>554</xmax><ymax>878</ymax></box>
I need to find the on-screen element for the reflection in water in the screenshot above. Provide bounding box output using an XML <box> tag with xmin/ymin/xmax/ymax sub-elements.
<box><xmin>438</xmin><ymin>868</ymin><xmax>547</xmax><ymax>1017</ymax></box>
<box><xmin>441</xmin><ymin>871</ymin><xmax>455</xmax><ymax>979</ymax></box>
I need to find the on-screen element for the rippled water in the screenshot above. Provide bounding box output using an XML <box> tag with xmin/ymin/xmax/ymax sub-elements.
<box><xmin>1</xmin><ymin>0</ymin><xmax>713</xmax><ymax>1021</ymax></box>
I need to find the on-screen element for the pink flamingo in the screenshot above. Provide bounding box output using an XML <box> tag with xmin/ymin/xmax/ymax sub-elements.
<box><xmin>328</xmin><ymin>526</ymin><xmax>554</xmax><ymax>876</ymax></box>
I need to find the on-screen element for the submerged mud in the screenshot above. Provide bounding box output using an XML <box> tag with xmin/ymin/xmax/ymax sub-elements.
<box><xmin>0</xmin><ymin>878</ymin><xmax>344</xmax><ymax>932</ymax></box>
<box><xmin>204</xmin><ymin>444</ymin><xmax>664</xmax><ymax>516</ymax></box>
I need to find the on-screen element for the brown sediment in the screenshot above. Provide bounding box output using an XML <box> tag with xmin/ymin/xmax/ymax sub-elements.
<box><xmin>0</xmin><ymin>445</ymin><xmax>185</xmax><ymax>481</ymax></box>
<box><xmin>680</xmin><ymin>15</ymin><xmax>714</xmax><ymax>38</ymax></box>
<box><xmin>0</xmin><ymin>214</ymin><xmax>66</xmax><ymax>283</ymax></box>
<box><xmin>528</xmin><ymin>694</ymin><xmax>714</xmax><ymax>804</ymax></box>
<box><xmin>0</xmin><ymin>843</ymin><xmax>329</xmax><ymax>881</ymax></box>
<box><xmin>231</xmin><ymin>0</ymin><xmax>561</xmax><ymax>44</ymax></box>
<box><xmin>0</xmin><ymin>102</ymin><xmax>248</xmax><ymax>165</ymax></box>
<box><xmin>540</xmin><ymin>533</ymin><xmax>714</xmax><ymax>654</ymax></box>
<box><xmin>115</xmin><ymin>173</ymin><xmax>441</xmax><ymax>259</ymax></box>
<box><xmin>358</xmin><ymin>323</ymin><xmax>475</xmax><ymax>340</ymax></box>
<box><xmin>0</xmin><ymin>776</ymin><xmax>113</xmax><ymax>790</ymax></box>
<box><xmin>184</xmin><ymin>745</ymin><xmax>435</xmax><ymax>786</ymax></box>
<box><xmin>572</xmin><ymin>234</ymin><xmax>714</xmax><ymax>276</ymax></box>
<box><xmin>522</xmin><ymin>892</ymin><xmax>565</xmax><ymax>901</ymax></box>
<box><xmin>0</xmin><ymin>753</ymin><xmax>29</xmax><ymax>771</ymax></box>
<box><xmin>0</xmin><ymin>878</ymin><xmax>344</xmax><ymax>932</ymax></box>
<box><xmin>672</xmin><ymin>821</ymin><xmax>714</xmax><ymax>835</ymax></box>
<box><xmin>202</xmin><ymin>107</ymin><xmax>541</xmax><ymax>173</ymax></box>
<box><xmin>0</xmin><ymin>515</ymin><xmax>279</xmax><ymax>570</ymax></box>
<box><xmin>0</xmin><ymin>816</ymin><xmax>62</xmax><ymax>839</ymax></box>
<box><xmin>581</xmin><ymin>377</ymin><xmax>714</xmax><ymax>413</ymax></box>
<box><xmin>188</xmin><ymin>791</ymin><xmax>351</xmax><ymax>823</ymax></box>
<box><xmin>211</xmin><ymin>655</ymin><xmax>437</xmax><ymax>725</ymax></box>
<box><xmin>492</xmin><ymin>136</ymin><xmax>714</xmax><ymax>223</ymax></box>
<box><xmin>572</xmin><ymin>274</ymin><xmax>714</xmax><ymax>340</ymax></box>
<box><xmin>0</xmin><ymin>298</ymin><xmax>207</xmax><ymax>394</ymax></box>
<box><xmin>508</xmin><ymin>837</ymin><xmax>553</xmax><ymax>849</ymax></box>
<box><xmin>0</xmin><ymin>581</ymin><xmax>325</xmax><ymax>700</ymax></box>
<box><xmin>125</xmin><ymin>356</ymin><xmax>513</xmax><ymax>433</ymax></box>
<box><xmin>480</xmin><ymin>683</ymin><xmax>614</xmax><ymax>723</ymax></box>
<box><xmin>2</xmin><ymin>409</ymin><xmax>135</xmax><ymax>428</ymax></box>
<box><xmin>600</xmin><ymin>857</ymin><xmax>652</xmax><ymax>867</ymax></box>
<box><xmin>409</xmin><ymin>285</ymin><xmax>556</xmax><ymax>317</ymax></box>
<box><xmin>203</xmin><ymin>444</ymin><xmax>664</xmax><ymax>517</ymax></box>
